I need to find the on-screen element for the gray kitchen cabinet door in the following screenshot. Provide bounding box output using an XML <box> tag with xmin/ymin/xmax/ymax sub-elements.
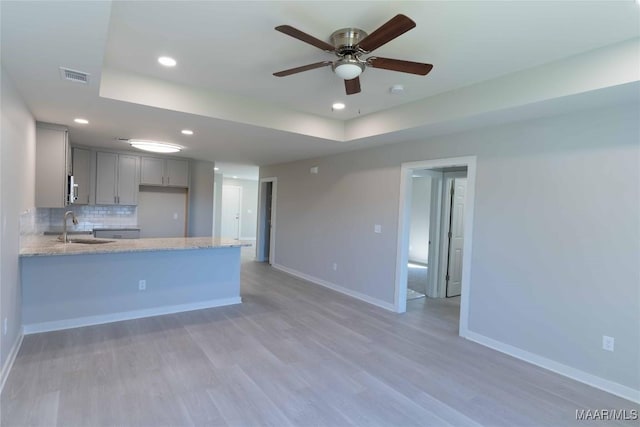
<box><xmin>140</xmin><ymin>156</ymin><xmax>164</xmax><ymax>185</ymax></box>
<box><xmin>95</xmin><ymin>152</ymin><xmax>118</xmax><ymax>205</ymax></box>
<box><xmin>72</xmin><ymin>148</ymin><xmax>91</xmax><ymax>205</ymax></box>
<box><xmin>166</xmin><ymin>159</ymin><xmax>189</xmax><ymax>187</ymax></box>
<box><xmin>35</xmin><ymin>125</ymin><xmax>69</xmax><ymax>207</ymax></box>
<box><xmin>117</xmin><ymin>154</ymin><xmax>139</xmax><ymax>205</ymax></box>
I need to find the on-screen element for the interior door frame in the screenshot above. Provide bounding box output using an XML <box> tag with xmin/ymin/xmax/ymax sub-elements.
<box><xmin>395</xmin><ymin>156</ymin><xmax>477</xmax><ymax>338</ymax></box>
<box><xmin>256</xmin><ymin>177</ymin><xmax>277</xmax><ymax>264</ymax></box>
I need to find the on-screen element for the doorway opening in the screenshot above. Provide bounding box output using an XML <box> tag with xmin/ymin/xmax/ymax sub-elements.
<box><xmin>257</xmin><ymin>177</ymin><xmax>277</xmax><ymax>264</ymax></box>
<box><xmin>395</xmin><ymin>157</ymin><xmax>476</xmax><ymax>338</ymax></box>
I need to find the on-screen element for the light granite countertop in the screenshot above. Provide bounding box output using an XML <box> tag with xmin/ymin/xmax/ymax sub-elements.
<box><xmin>20</xmin><ymin>235</ymin><xmax>251</xmax><ymax>257</ymax></box>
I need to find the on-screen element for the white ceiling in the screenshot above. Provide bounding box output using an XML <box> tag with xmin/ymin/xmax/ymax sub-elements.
<box><xmin>1</xmin><ymin>1</ymin><xmax>639</xmax><ymax>171</ymax></box>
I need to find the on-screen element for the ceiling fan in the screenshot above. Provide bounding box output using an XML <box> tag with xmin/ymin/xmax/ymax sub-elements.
<box><xmin>273</xmin><ymin>14</ymin><xmax>433</xmax><ymax>95</ymax></box>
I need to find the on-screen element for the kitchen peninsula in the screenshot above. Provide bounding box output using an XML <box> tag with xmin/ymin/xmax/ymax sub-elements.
<box><xmin>20</xmin><ymin>236</ymin><xmax>248</xmax><ymax>333</ymax></box>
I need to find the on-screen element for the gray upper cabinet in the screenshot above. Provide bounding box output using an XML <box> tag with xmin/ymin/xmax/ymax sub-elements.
<box><xmin>140</xmin><ymin>157</ymin><xmax>164</xmax><ymax>186</ymax></box>
<box><xmin>95</xmin><ymin>152</ymin><xmax>139</xmax><ymax>205</ymax></box>
<box><xmin>72</xmin><ymin>147</ymin><xmax>91</xmax><ymax>205</ymax></box>
<box><xmin>166</xmin><ymin>159</ymin><xmax>189</xmax><ymax>187</ymax></box>
<box><xmin>117</xmin><ymin>155</ymin><xmax>139</xmax><ymax>204</ymax></box>
<box><xmin>140</xmin><ymin>156</ymin><xmax>189</xmax><ymax>187</ymax></box>
<box><xmin>35</xmin><ymin>123</ymin><xmax>69</xmax><ymax>208</ymax></box>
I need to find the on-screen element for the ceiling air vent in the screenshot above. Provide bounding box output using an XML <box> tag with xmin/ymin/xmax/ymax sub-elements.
<box><xmin>59</xmin><ymin>67</ymin><xmax>90</xmax><ymax>84</ymax></box>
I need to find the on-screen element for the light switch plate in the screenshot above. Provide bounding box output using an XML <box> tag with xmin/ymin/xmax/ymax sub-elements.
<box><xmin>374</xmin><ymin>224</ymin><xmax>382</xmax><ymax>233</ymax></box>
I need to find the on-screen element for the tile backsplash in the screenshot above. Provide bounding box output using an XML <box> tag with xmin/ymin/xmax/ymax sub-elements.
<box><xmin>20</xmin><ymin>205</ymin><xmax>137</xmax><ymax>234</ymax></box>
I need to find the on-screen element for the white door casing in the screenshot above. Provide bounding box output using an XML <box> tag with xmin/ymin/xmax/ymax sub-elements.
<box><xmin>395</xmin><ymin>156</ymin><xmax>477</xmax><ymax>339</ymax></box>
<box><xmin>257</xmin><ymin>177</ymin><xmax>277</xmax><ymax>264</ymax></box>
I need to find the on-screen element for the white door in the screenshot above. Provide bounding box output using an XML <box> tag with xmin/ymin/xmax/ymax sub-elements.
<box><xmin>221</xmin><ymin>185</ymin><xmax>241</xmax><ymax>239</ymax></box>
<box><xmin>446</xmin><ymin>178</ymin><xmax>467</xmax><ymax>297</ymax></box>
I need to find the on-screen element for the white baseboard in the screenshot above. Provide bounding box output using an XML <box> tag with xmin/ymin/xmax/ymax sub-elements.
<box><xmin>463</xmin><ymin>330</ymin><xmax>640</xmax><ymax>404</ymax></box>
<box><xmin>23</xmin><ymin>297</ymin><xmax>242</xmax><ymax>334</ymax></box>
<box><xmin>272</xmin><ymin>263</ymin><xmax>395</xmax><ymax>312</ymax></box>
<box><xmin>0</xmin><ymin>331</ymin><xmax>24</xmax><ymax>394</ymax></box>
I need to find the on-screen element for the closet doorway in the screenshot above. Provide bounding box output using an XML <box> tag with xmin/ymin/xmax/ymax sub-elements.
<box><xmin>257</xmin><ymin>177</ymin><xmax>277</xmax><ymax>264</ymax></box>
<box><xmin>406</xmin><ymin>168</ymin><xmax>468</xmax><ymax>299</ymax></box>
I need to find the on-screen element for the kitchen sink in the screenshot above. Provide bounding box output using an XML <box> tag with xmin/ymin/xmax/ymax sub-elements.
<box><xmin>70</xmin><ymin>238</ymin><xmax>115</xmax><ymax>244</ymax></box>
<box><xmin>56</xmin><ymin>237</ymin><xmax>115</xmax><ymax>244</ymax></box>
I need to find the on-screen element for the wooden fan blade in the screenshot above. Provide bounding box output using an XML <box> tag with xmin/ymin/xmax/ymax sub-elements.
<box><xmin>275</xmin><ymin>25</ymin><xmax>335</xmax><ymax>52</ymax></box>
<box><xmin>368</xmin><ymin>57</ymin><xmax>433</xmax><ymax>75</ymax></box>
<box><xmin>358</xmin><ymin>14</ymin><xmax>416</xmax><ymax>53</ymax></box>
<box><xmin>273</xmin><ymin>61</ymin><xmax>332</xmax><ymax>77</ymax></box>
<box><xmin>344</xmin><ymin>77</ymin><xmax>361</xmax><ymax>95</ymax></box>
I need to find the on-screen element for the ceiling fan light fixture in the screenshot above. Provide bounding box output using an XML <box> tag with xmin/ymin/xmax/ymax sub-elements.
<box><xmin>333</xmin><ymin>57</ymin><xmax>364</xmax><ymax>80</ymax></box>
<box><xmin>129</xmin><ymin>140</ymin><xmax>182</xmax><ymax>153</ymax></box>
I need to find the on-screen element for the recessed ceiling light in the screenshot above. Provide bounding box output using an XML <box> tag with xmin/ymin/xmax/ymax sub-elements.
<box><xmin>214</xmin><ymin>167</ymin><xmax>220</xmax><ymax>171</ymax></box>
<box><xmin>181</xmin><ymin>129</ymin><xmax>194</xmax><ymax>135</ymax></box>
<box><xmin>332</xmin><ymin>102</ymin><xmax>345</xmax><ymax>111</ymax></box>
<box><xmin>129</xmin><ymin>140</ymin><xmax>181</xmax><ymax>153</ymax></box>
<box><xmin>232</xmin><ymin>176</ymin><xmax>238</xmax><ymax>179</ymax></box>
<box><xmin>158</xmin><ymin>56</ymin><xmax>177</xmax><ymax>67</ymax></box>
<box><xmin>74</xmin><ymin>118</ymin><xmax>89</xmax><ymax>124</ymax></box>
<box><xmin>390</xmin><ymin>84</ymin><xmax>404</xmax><ymax>95</ymax></box>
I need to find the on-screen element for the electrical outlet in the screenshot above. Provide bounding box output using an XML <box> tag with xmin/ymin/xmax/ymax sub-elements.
<box><xmin>332</xmin><ymin>263</ymin><xmax>338</xmax><ymax>271</ymax></box>
<box><xmin>602</xmin><ymin>335</ymin><xmax>614</xmax><ymax>352</ymax></box>
<box><xmin>139</xmin><ymin>279</ymin><xmax>146</xmax><ymax>291</ymax></box>
<box><xmin>3</xmin><ymin>318</ymin><xmax>7</xmax><ymax>335</ymax></box>
<box><xmin>374</xmin><ymin>224</ymin><xmax>382</xmax><ymax>233</ymax></box>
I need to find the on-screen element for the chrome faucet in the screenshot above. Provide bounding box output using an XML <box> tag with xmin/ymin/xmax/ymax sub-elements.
<box><xmin>62</xmin><ymin>211</ymin><xmax>78</xmax><ymax>243</ymax></box>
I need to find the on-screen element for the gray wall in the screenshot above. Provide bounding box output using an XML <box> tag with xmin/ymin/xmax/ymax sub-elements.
<box><xmin>0</xmin><ymin>69</ymin><xmax>36</xmax><ymax>370</ymax></box>
<box><xmin>223</xmin><ymin>177</ymin><xmax>258</xmax><ymax>239</ymax></box>
<box><xmin>188</xmin><ymin>160</ymin><xmax>214</xmax><ymax>237</ymax></box>
<box><xmin>409</xmin><ymin>176</ymin><xmax>431</xmax><ymax>264</ymax></box>
<box><xmin>260</xmin><ymin>103</ymin><xmax>640</xmax><ymax>392</ymax></box>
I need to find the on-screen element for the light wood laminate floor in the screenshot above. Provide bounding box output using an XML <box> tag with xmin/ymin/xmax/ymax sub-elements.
<box><xmin>1</xmin><ymin>248</ymin><xmax>637</xmax><ymax>426</ymax></box>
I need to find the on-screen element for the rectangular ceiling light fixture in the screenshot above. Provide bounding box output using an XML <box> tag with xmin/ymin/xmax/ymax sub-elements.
<box><xmin>59</xmin><ymin>67</ymin><xmax>90</xmax><ymax>84</ymax></box>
